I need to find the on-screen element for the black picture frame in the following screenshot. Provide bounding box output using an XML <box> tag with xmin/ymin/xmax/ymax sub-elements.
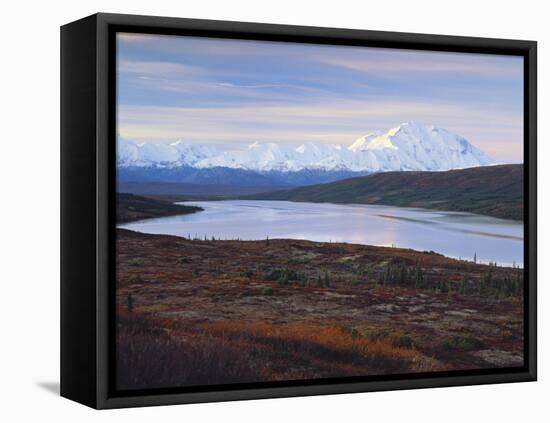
<box><xmin>60</xmin><ymin>12</ymin><xmax>537</xmax><ymax>409</ymax></box>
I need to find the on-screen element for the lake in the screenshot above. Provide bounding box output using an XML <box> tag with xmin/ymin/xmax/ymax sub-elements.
<box><xmin>119</xmin><ymin>200</ymin><xmax>524</xmax><ymax>267</ymax></box>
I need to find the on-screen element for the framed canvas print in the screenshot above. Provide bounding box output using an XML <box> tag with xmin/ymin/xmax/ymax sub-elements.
<box><xmin>60</xmin><ymin>13</ymin><xmax>537</xmax><ymax>409</ymax></box>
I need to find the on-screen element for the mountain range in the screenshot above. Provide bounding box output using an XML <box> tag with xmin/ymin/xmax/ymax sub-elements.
<box><xmin>117</xmin><ymin>122</ymin><xmax>496</xmax><ymax>186</ymax></box>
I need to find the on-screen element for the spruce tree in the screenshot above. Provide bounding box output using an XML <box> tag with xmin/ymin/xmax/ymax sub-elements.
<box><xmin>127</xmin><ymin>293</ymin><xmax>133</xmax><ymax>313</ymax></box>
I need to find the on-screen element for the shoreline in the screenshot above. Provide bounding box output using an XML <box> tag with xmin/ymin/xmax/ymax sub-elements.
<box><xmin>246</xmin><ymin>164</ymin><xmax>524</xmax><ymax>222</ymax></box>
<box><xmin>116</xmin><ymin>192</ymin><xmax>203</xmax><ymax>224</ymax></box>
<box><xmin>119</xmin><ymin>197</ymin><xmax>523</xmax><ymax>268</ymax></box>
<box><xmin>178</xmin><ymin>197</ymin><xmax>524</xmax><ymax>224</ymax></box>
<box><xmin>117</xmin><ymin>227</ymin><xmax>522</xmax><ymax>270</ymax></box>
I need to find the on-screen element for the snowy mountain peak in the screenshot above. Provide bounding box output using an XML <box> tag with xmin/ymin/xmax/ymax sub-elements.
<box><xmin>349</xmin><ymin>131</ymin><xmax>384</xmax><ymax>152</ymax></box>
<box><xmin>117</xmin><ymin>123</ymin><xmax>495</xmax><ymax>174</ymax></box>
<box><xmin>247</xmin><ymin>141</ymin><xmax>261</xmax><ymax>149</ymax></box>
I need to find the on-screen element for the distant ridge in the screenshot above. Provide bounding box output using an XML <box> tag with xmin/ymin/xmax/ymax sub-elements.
<box><xmin>248</xmin><ymin>164</ymin><xmax>523</xmax><ymax>221</ymax></box>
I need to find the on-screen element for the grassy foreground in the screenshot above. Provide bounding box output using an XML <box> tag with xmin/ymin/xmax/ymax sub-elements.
<box><xmin>116</xmin><ymin>229</ymin><xmax>524</xmax><ymax>390</ymax></box>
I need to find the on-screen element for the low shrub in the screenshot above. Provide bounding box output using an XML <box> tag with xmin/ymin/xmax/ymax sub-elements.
<box><xmin>127</xmin><ymin>258</ymin><xmax>146</xmax><ymax>267</ymax></box>
<box><xmin>392</xmin><ymin>334</ymin><xmax>416</xmax><ymax>349</ymax></box>
<box><xmin>261</xmin><ymin>286</ymin><xmax>274</xmax><ymax>295</ymax></box>
<box><xmin>444</xmin><ymin>335</ymin><xmax>482</xmax><ymax>351</ymax></box>
<box><xmin>266</xmin><ymin>268</ymin><xmax>306</xmax><ymax>284</ymax></box>
<box><xmin>365</xmin><ymin>329</ymin><xmax>389</xmax><ymax>342</ymax></box>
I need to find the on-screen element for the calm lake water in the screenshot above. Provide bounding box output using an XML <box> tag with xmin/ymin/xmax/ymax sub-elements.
<box><xmin>119</xmin><ymin>200</ymin><xmax>524</xmax><ymax>267</ymax></box>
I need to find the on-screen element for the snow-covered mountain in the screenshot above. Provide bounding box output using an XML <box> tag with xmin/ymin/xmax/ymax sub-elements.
<box><xmin>117</xmin><ymin>122</ymin><xmax>495</xmax><ymax>184</ymax></box>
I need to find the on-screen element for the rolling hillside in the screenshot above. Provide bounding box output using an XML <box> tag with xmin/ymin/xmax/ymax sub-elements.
<box><xmin>250</xmin><ymin>164</ymin><xmax>523</xmax><ymax>221</ymax></box>
<box><xmin>116</xmin><ymin>193</ymin><xmax>202</xmax><ymax>224</ymax></box>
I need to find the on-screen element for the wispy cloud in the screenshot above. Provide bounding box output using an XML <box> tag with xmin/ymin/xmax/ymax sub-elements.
<box><xmin>319</xmin><ymin>52</ymin><xmax>523</xmax><ymax>77</ymax></box>
<box><xmin>116</xmin><ymin>32</ymin><xmax>524</xmax><ymax>163</ymax></box>
<box><xmin>117</xmin><ymin>33</ymin><xmax>157</xmax><ymax>43</ymax></box>
<box><xmin>216</xmin><ymin>82</ymin><xmax>302</xmax><ymax>90</ymax></box>
<box><xmin>118</xmin><ymin>59</ymin><xmax>203</xmax><ymax>76</ymax></box>
<box><xmin>118</xmin><ymin>58</ymin><xmax>322</xmax><ymax>101</ymax></box>
<box><xmin>117</xmin><ymin>98</ymin><xmax>523</xmax><ymax>162</ymax></box>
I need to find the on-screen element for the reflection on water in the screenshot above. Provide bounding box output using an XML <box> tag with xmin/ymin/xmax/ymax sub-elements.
<box><xmin>119</xmin><ymin>200</ymin><xmax>524</xmax><ymax>267</ymax></box>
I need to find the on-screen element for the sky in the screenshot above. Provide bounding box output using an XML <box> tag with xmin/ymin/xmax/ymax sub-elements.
<box><xmin>117</xmin><ymin>32</ymin><xmax>524</xmax><ymax>163</ymax></box>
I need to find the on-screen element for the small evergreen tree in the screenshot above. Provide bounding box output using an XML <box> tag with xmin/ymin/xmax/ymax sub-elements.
<box><xmin>127</xmin><ymin>293</ymin><xmax>133</xmax><ymax>313</ymax></box>
<box><xmin>399</xmin><ymin>264</ymin><xmax>407</xmax><ymax>286</ymax></box>
<box><xmin>414</xmin><ymin>262</ymin><xmax>423</xmax><ymax>289</ymax></box>
<box><xmin>324</xmin><ymin>270</ymin><xmax>330</xmax><ymax>287</ymax></box>
<box><xmin>459</xmin><ymin>275</ymin><xmax>468</xmax><ymax>295</ymax></box>
<box><xmin>317</xmin><ymin>274</ymin><xmax>323</xmax><ymax>287</ymax></box>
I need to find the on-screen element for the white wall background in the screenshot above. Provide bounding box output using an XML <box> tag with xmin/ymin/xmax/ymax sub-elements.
<box><xmin>1</xmin><ymin>0</ymin><xmax>546</xmax><ymax>421</ymax></box>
